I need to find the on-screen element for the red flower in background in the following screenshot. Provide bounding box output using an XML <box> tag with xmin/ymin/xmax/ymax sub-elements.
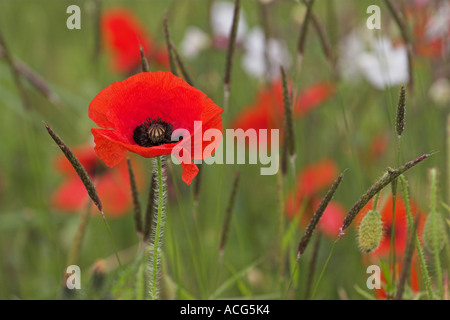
<box><xmin>357</xmin><ymin>195</ymin><xmax>423</xmax><ymax>258</ymax></box>
<box><xmin>357</xmin><ymin>193</ymin><xmax>424</xmax><ymax>299</ymax></box>
<box><xmin>231</xmin><ymin>80</ymin><xmax>335</xmax><ymax>146</ymax></box>
<box><xmin>52</xmin><ymin>145</ymin><xmax>142</xmax><ymax>217</ymax></box>
<box><xmin>404</xmin><ymin>1</ymin><xmax>448</xmax><ymax>59</ymax></box>
<box><xmin>295</xmin><ymin>83</ymin><xmax>335</xmax><ymax>116</ymax></box>
<box><xmin>369</xmin><ymin>133</ymin><xmax>389</xmax><ymax>161</ymax></box>
<box><xmin>375</xmin><ymin>258</ymin><xmax>421</xmax><ymax>300</ymax></box>
<box><xmin>89</xmin><ymin>71</ymin><xmax>223</xmax><ymax>185</ymax></box>
<box><xmin>231</xmin><ymin>80</ymin><xmax>285</xmax><ymax>146</ymax></box>
<box><xmin>285</xmin><ymin>159</ymin><xmax>345</xmax><ymax>237</ymax></box>
<box><xmin>101</xmin><ymin>8</ymin><xmax>169</xmax><ymax>73</ymax></box>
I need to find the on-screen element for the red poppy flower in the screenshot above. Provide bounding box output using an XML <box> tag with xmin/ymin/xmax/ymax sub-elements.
<box><xmin>357</xmin><ymin>195</ymin><xmax>423</xmax><ymax>258</ymax></box>
<box><xmin>231</xmin><ymin>80</ymin><xmax>335</xmax><ymax>146</ymax></box>
<box><xmin>296</xmin><ymin>159</ymin><xmax>339</xmax><ymax>198</ymax></box>
<box><xmin>89</xmin><ymin>71</ymin><xmax>223</xmax><ymax>185</ymax></box>
<box><xmin>373</xmin><ymin>258</ymin><xmax>420</xmax><ymax>300</ymax></box>
<box><xmin>231</xmin><ymin>81</ymin><xmax>284</xmax><ymax>147</ymax></box>
<box><xmin>294</xmin><ymin>83</ymin><xmax>335</xmax><ymax>116</ymax></box>
<box><xmin>101</xmin><ymin>8</ymin><xmax>169</xmax><ymax>73</ymax></box>
<box><xmin>369</xmin><ymin>133</ymin><xmax>389</xmax><ymax>161</ymax></box>
<box><xmin>403</xmin><ymin>2</ymin><xmax>446</xmax><ymax>59</ymax></box>
<box><xmin>285</xmin><ymin>159</ymin><xmax>345</xmax><ymax>237</ymax></box>
<box><xmin>52</xmin><ymin>144</ymin><xmax>142</xmax><ymax>217</ymax></box>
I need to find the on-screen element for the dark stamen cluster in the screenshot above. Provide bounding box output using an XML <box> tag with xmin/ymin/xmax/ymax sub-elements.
<box><xmin>133</xmin><ymin>117</ymin><xmax>173</xmax><ymax>147</ymax></box>
<box><xmin>86</xmin><ymin>162</ymin><xmax>108</xmax><ymax>178</ymax></box>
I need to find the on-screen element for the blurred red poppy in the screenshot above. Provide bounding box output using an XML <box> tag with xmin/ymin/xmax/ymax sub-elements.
<box><xmin>404</xmin><ymin>2</ymin><xmax>447</xmax><ymax>59</ymax></box>
<box><xmin>231</xmin><ymin>80</ymin><xmax>335</xmax><ymax>146</ymax></box>
<box><xmin>369</xmin><ymin>133</ymin><xmax>389</xmax><ymax>161</ymax></box>
<box><xmin>89</xmin><ymin>71</ymin><xmax>223</xmax><ymax>185</ymax></box>
<box><xmin>101</xmin><ymin>8</ymin><xmax>169</xmax><ymax>73</ymax></box>
<box><xmin>52</xmin><ymin>145</ymin><xmax>142</xmax><ymax>217</ymax></box>
<box><xmin>374</xmin><ymin>258</ymin><xmax>421</xmax><ymax>300</ymax></box>
<box><xmin>285</xmin><ymin>159</ymin><xmax>345</xmax><ymax>237</ymax></box>
<box><xmin>357</xmin><ymin>195</ymin><xmax>423</xmax><ymax>258</ymax></box>
<box><xmin>294</xmin><ymin>83</ymin><xmax>335</xmax><ymax>116</ymax></box>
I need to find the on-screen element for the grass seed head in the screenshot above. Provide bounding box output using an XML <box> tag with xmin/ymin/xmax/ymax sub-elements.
<box><xmin>396</xmin><ymin>86</ymin><xmax>406</xmax><ymax>138</ymax></box>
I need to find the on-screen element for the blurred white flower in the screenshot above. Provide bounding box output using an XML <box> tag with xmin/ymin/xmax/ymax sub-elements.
<box><xmin>339</xmin><ymin>30</ymin><xmax>409</xmax><ymax>89</ymax></box>
<box><xmin>242</xmin><ymin>27</ymin><xmax>292</xmax><ymax>81</ymax></box>
<box><xmin>429</xmin><ymin>78</ymin><xmax>450</xmax><ymax>106</ymax></box>
<box><xmin>338</xmin><ymin>32</ymin><xmax>365</xmax><ymax>81</ymax></box>
<box><xmin>180</xmin><ymin>26</ymin><xmax>210</xmax><ymax>59</ymax></box>
<box><xmin>210</xmin><ymin>0</ymin><xmax>247</xmax><ymax>48</ymax></box>
<box><xmin>424</xmin><ymin>2</ymin><xmax>450</xmax><ymax>56</ymax></box>
<box><xmin>425</xmin><ymin>2</ymin><xmax>450</xmax><ymax>40</ymax></box>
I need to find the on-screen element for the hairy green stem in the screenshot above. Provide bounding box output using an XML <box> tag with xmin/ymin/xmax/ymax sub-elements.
<box><xmin>399</xmin><ymin>175</ymin><xmax>434</xmax><ymax>299</ymax></box>
<box><xmin>149</xmin><ymin>156</ymin><xmax>166</xmax><ymax>300</ymax></box>
<box><xmin>430</xmin><ymin>169</ymin><xmax>444</xmax><ymax>299</ymax></box>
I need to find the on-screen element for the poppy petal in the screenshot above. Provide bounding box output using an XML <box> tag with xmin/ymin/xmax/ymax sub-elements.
<box><xmin>92</xmin><ymin>129</ymin><xmax>128</xmax><ymax>167</ymax></box>
<box><xmin>102</xmin><ymin>8</ymin><xmax>152</xmax><ymax>73</ymax></box>
<box><xmin>180</xmin><ymin>161</ymin><xmax>199</xmax><ymax>186</ymax></box>
<box><xmin>95</xmin><ymin>171</ymin><xmax>131</xmax><ymax>217</ymax></box>
<box><xmin>52</xmin><ymin>178</ymin><xmax>89</xmax><ymax>212</ymax></box>
<box><xmin>295</xmin><ymin>83</ymin><xmax>335</xmax><ymax>116</ymax></box>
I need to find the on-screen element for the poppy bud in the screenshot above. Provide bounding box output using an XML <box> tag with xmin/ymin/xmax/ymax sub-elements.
<box><xmin>358</xmin><ymin>210</ymin><xmax>383</xmax><ymax>253</ymax></box>
<box><xmin>423</xmin><ymin>212</ymin><xmax>446</xmax><ymax>253</ymax></box>
<box><xmin>91</xmin><ymin>259</ymin><xmax>107</xmax><ymax>292</ymax></box>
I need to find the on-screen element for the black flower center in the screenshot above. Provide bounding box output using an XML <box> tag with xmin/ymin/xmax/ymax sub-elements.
<box><xmin>133</xmin><ymin>117</ymin><xmax>174</xmax><ymax>147</ymax></box>
<box><xmin>87</xmin><ymin>161</ymin><xmax>108</xmax><ymax>178</ymax></box>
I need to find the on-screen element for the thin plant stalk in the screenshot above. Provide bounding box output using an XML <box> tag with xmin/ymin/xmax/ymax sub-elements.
<box><xmin>127</xmin><ymin>158</ymin><xmax>142</xmax><ymax>237</ymax></box>
<box><xmin>193</xmin><ymin>163</ymin><xmax>202</xmax><ymax>222</ymax></box>
<box><xmin>399</xmin><ymin>175</ymin><xmax>434</xmax><ymax>299</ymax></box>
<box><xmin>171</xmin><ymin>41</ymin><xmax>195</xmax><ymax>87</ymax></box>
<box><xmin>136</xmin><ymin>251</ymin><xmax>147</xmax><ymax>300</ymax></box>
<box><xmin>219</xmin><ymin>171</ymin><xmax>240</xmax><ymax>259</ymax></box>
<box><xmin>297</xmin><ymin>172</ymin><xmax>344</xmax><ymax>259</ymax></box>
<box><xmin>339</xmin><ymin>153</ymin><xmax>430</xmax><ymax>235</ymax></box>
<box><xmin>390</xmin><ymin>86</ymin><xmax>406</xmax><ymax>288</ymax></box>
<box><xmin>223</xmin><ymin>0</ymin><xmax>240</xmax><ymax>112</ymax></box>
<box><xmin>143</xmin><ymin>173</ymin><xmax>156</xmax><ymax>242</ymax></box>
<box><xmin>447</xmin><ymin>114</ymin><xmax>450</xmax><ymax>208</ymax></box>
<box><xmin>304</xmin><ymin>234</ymin><xmax>321</xmax><ymax>300</ymax></box>
<box><xmin>311</xmin><ymin>240</ymin><xmax>337</xmax><ymax>299</ymax></box>
<box><xmin>92</xmin><ymin>0</ymin><xmax>102</xmax><ymax>64</ymax></box>
<box><xmin>296</xmin><ymin>0</ymin><xmax>314</xmax><ymax>70</ymax></box>
<box><xmin>372</xmin><ymin>189</ymin><xmax>381</xmax><ymax>211</ymax></box>
<box><xmin>45</xmin><ymin>123</ymin><xmax>122</xmax><ymax>268</ymax></box>
<box><xmin>394</xmin><ymin>218</ymin><xmax>418</xmax><ymax>300</ymax></box>
<box><xmin>64</xmin><ymin>202</ymin><xmax>92</xmax><ymax>288</ymax></box>
<box><xmin>163</xmin><ymin>15</ymin><xmax>178</xmax><ymax>76</ymax></box>
<box><xmin>139</xmin><ymin>45</ymin><xmax>150</xmax><ymax>73</ymax></box>
<box><xmin>430</xmin><ymin>168</ymin><xmax>444</xmax><ymax>299</ymax></box>
<box><xmin>390</xmin><ymin>182</ymin><xmax>398</xmax><ymax>289</ymax></box>
<box><xmin>383</xmin><ymin>0</ymin><xmax>414</xmax><ymax>91</ymax></box>
<box><xmin>258</xmin><ymin>0</ymin><xmax>271</xmax><ymax>82</ymax></box>
<box><xmin>0</xmin><ymin>29</ymin><xmax>29</xmax><ymax>109</ymax></box>
<box><xmin>0</xmin><ymin>49</ymin><xmax>61</xmax><ymax>106</ymax></box>
<box><xmin>149</xmin><ymin>156</ymin><xmax>167</xmax><ymax>300</ymax></box>
<box><xmin>276</xmin><ymin>166</ymin><xmax>285</xmax><ymax>286</ymax></box>
<box><xmin>280</xmin><ymin>66</ymin><xmax>296</xmax><ymax>175</ymax></box>
<box><xmin>307</xmin><ymin>7</ymin><xmax>337</xmax><ymax>79</ymax></box>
